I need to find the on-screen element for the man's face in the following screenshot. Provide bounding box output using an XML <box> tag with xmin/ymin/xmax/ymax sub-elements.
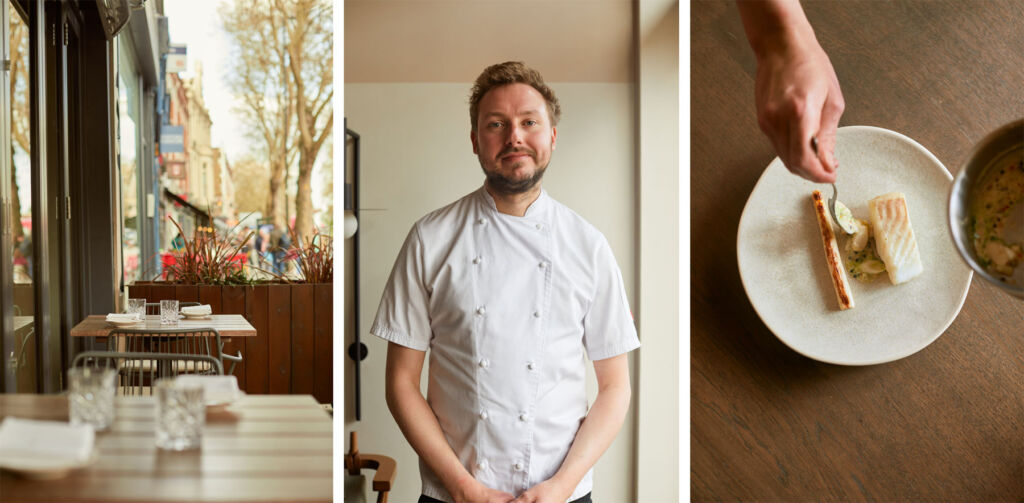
<box><xmin>471</xmin><ymin>83</ymin><xmax>557</xmax><ymax>194</ymax></box>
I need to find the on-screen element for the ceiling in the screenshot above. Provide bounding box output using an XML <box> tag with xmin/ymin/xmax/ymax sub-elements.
<box><xmin>344</xmin><ymin>0</ymin><xmax>637</xmax><ymax>83</ymax></box>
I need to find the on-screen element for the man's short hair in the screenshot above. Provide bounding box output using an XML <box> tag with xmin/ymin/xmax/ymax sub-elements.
<box><xmin>469</xmin><ymin>61</ymin><xmax>561</xmax><ymax>131</ymax></box>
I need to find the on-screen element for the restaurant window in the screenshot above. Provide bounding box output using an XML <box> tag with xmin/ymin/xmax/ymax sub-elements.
<box><xmin>117</xmin><ymin>37</ymin><xmax>142</xmax><ymax>286</ymax></box>
<box><xmin>5</xmin><ymin>0</ymin><xmax>36</xmax><ymax>392</ymax></box>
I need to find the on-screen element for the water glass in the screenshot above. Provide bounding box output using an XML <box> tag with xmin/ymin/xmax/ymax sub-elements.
<box><xmin>155</xmin><ymin>378</ymin><xmax>205</xmax><ymax>450</ymax></box>
<box><xmin>68</xmin><ymin>367</ymin><xmax>117</xmax><ymax>431</ymax></box>
<box><xmin>160</xmin><ymin>300</ymin><xmax>179</xmax><ymax>325</ymax></box>
<box><xmin>127</xmin><ymin>298</ymin><xmax>146</xmax><ymax>318</ymax></box>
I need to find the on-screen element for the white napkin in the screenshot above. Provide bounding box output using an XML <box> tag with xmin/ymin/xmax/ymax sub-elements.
<box><xmin>0</xmin><ymin>417</ymin><xmax>95</xmax><ymax>465</ymax></box>
<box><xmin>106</xmin><ymin>313</ymin><xmax>141</xmax><ymax>322</ymax></box>
<box><xmin>174</xmin><ymin>375</ymin><xmax>241</xmax><ymax>405</ymax></box>
<box><xmin>180</xmin><ymin>304</ymin><xmax>212</xmax><ymax>316</ymax></box>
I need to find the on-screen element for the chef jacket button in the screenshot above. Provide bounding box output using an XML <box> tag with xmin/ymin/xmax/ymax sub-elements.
<box><xmin>518</xmin><ymin>414</ymin><xmax>528</xmax><ymax>422</ymax></box>
<box><xmin>472</xmin><ymin>256</ymin><xmax>481</xmax><ymax>265</ymax></box>
<box><xmin>527</xmin><ymin>362</ymin><xmax>536</xmax><ymax>370</ymax></box>
<box><xmin>513</xmin><ymin>462</ymin><xmax>524</xmax><ymax>471</ymax></box>
<box><xmin>533</xmin><ymin>311</ymin><xmax>541</xmax><ymax>318</ymax></box>
<box><xmin>478</xmin><ymin>359</ymin><xmax>489</xmax><ymax>368</ymax></box>
<box><xmin>538</xmin><ymin>261</ymin><xmax>546</xmax><ymax>269</ymax></box>
<box><xmin>535</xmin><ymin>223</ymin><xmax>543</xmax><ymax>230</ymax></box>
<box><xmin>479</xmin><ymin>411</ymin><xmax>488</xmax><ymax>420</ymax></box>
<box><xmin>476</xmin><ymin>460</ymin><xmax>487</xmax><ymax>470</ymax></box>
<box><xmin>476</xmin><ymin>307</ymin><xmax>486</xmax><ymax>316</ymax></box>
<box><xmin>478</xmin><ymin>218</ymin><xmax>487</xmax><ymax>225</ymax></box>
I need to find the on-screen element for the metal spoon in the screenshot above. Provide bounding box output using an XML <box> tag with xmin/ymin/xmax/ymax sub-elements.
<box><xmin>812</xmin><ymin>136</ymin><xmax>853</xmax><ymax>235</ymax></box>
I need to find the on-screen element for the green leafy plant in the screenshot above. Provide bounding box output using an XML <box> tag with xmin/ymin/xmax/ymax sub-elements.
<box><xmin>161</xmin><ymin>217</ymin><xmax>255</xmax><ymax>285</ymax></box>
<box><xmin>288</xmin><ymin>228</ymin><xmax>333</xmax><ymax>284</ymax></box>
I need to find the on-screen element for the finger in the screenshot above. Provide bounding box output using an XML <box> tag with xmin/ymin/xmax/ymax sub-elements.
<box><xmin>784</xmin><ymin>120</ymin><xmax>822</xmax><ymax>182</ymax></box>
<box><xmin>789</xmin><ymin>99</ymin><xmax>835</xmax><ymax>183</ymax></box>
<box><xmin>762</xmin><ymin>114</ymin><xmax>794</xmax><ymax>178</ymax></box>
<box><xmin>817</xmin><ymin>87</ymin><xmax>845</xmax><ymax>172</ymax></box>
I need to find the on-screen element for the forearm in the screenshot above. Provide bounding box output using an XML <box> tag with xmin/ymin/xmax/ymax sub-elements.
<box><xmin>736</xmin><ymin>0</ymin><xmax>816</xmax><ymax>58</ymax></box>
<box><xmin>385</xmin><ymin>381</ymin><xmax>474</xmax><ymax>494</ymax></box>
<box><xmin>548</xmin><ymin>381</ymin><xmax>631</xmax><ymax>490</ymax></box>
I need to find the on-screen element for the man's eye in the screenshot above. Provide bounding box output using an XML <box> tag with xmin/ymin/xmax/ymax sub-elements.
<box><xmin>524</xmin><ymin>120</ymin><xmax>538</xmax><ymax>126</ymax></box>
<box><xmin>488</xmin><ymin>122</ymin><xmax>503</xmax><ymax>129</ymax></box>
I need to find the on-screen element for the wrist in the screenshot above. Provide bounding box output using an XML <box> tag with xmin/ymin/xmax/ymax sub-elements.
<box><xmin>447</xmin><ymin>471</ymin><xmax>479</xmax><ymax>501</ymax></box>
<box><xmin>546</xmin><ymin>472</ymin><xmax>580</xmax><ymax>498</ymax></box>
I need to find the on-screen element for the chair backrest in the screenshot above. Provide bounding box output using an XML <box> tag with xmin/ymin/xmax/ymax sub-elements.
<box><xmin>71</xmin><ymin>350</ymin><xmax>223</xmax><ymax>395</ymax></box>
<box><xmin>107</xmin><ymin>326</ymin><xmax>220</xmax><ymax>356</ymax></box>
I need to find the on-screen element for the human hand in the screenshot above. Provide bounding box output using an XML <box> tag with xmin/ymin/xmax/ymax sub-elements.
<box><xmin>751</xmin><ymin>27</ymin><xmax>844</xmax><ymax>183</ymax></box>
<box><xmin>450</xmin><ymin>475</ymin><xmax>516</xmax><ymax>503</ymax></box>
<box><xmin>510</xmin><ymin>478</ymin><xmax>574</xmax><ymax>503</ymax></box>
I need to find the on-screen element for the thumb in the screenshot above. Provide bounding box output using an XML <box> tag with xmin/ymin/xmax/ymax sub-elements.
<box><xmin>817</xmin><ymin>92</ymin><xmax>844</xmax><ymax>172</ymax></box>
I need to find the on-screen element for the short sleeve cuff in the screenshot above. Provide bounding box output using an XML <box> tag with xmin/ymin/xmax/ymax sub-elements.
<box><xmin>370</xmin><ymin>323</ymin><xmax>430</xmax><ymax>352</ymax></box>
<box><xmin>585</xmin><ymin>337</ymin><xmax>640</xmax><ymax>361</ymax></box>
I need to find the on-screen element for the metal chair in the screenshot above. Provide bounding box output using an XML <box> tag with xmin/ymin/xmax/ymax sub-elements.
<box><xmin>105</xmin><ymin>327</ymin><xmax>242</xmax><ymax>377</ymax></box>
<box><xmin>72</xmin><ymin>350</ymin><xmax>223</xmax><ymax>396</ymax></box>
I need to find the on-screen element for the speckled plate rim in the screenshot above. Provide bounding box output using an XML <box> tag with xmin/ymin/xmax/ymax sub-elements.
<box><xmin>737</xmin><ymin>125</ymin><xmax>972</xmax><ymax>366</ymax></box>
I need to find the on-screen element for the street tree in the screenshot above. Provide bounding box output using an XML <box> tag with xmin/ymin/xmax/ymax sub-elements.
<box><xmin>220</xmin><ymin>0</ymin><xmax>296</xmax><ymax>232</ymax></box>
<box><xmin>221</xmin><ymin>0</ymin><xmax>332</xmax><ymax>240</ymax></box>
<box><xmin>8</xmin><ymin>12</ymin><xmax>28</xmax><ymax>241</ymax></box>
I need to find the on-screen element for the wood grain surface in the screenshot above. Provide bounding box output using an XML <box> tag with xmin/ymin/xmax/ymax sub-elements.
<box><xmin>691</xmin><ymin>1</ymin><xmax>1024</xmax><ymax>501</ymax></box>
<box><xmin>69</xmin><ymin>315</ymin><xmax>257</xmax><ymax>338</ymax></box>
<box><xmin>0</xmin><ymin>394</ymin><xmax>332</xmax><ymax>502</ymax></box>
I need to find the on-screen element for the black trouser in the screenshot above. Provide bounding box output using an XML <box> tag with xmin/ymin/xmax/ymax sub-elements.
<box><xmin>418</xmin><ymin>492</ymin><xmax>592</xmax><ymax>503</ymax></box>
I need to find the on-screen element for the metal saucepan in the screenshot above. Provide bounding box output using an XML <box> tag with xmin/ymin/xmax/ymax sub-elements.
<box><xmin>948</xmin><ymin>118</ymin><xmax>1024</xmax><ymax>299</ymax></box>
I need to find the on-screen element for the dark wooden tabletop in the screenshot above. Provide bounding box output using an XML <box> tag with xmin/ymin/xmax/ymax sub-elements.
<box><xmin>691</xmin><ymin>1</ymin><xmax>1024</xmax><ymax>501</ymax></box>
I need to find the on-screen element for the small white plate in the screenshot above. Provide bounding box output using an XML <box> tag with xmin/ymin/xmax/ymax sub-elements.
<box><xmin>207</xmin><ymin>391</ymin><xmax>245</xmax><ymax>409</ymax></box>
<box><xmin>737</xmin><ymin>126</ymin><xmax>973</xmax><ymax>365</ymax></box>
<box><xmin>182</xmin><ymin>313</ymin><xmax>211</xmax><ymax>320</ymax></box>
<box><xmin>0</xmin><ymin>451</ymin><xmax>98</xmax><ymax>480</ymax></box>
<box><xmin>106</xmin><ymin>318</ymin><xmax>143</xmax><ymax>327</ymax></box>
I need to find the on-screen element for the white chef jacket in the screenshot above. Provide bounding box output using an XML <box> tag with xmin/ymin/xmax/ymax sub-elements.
<box><xmin>371</xmin><ymin>186</ymin><xmax>640</xmax><ymax>502</ymax></box>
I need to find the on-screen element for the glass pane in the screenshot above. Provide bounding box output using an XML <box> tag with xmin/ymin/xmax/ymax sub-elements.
<box><xmin>118</xmin><ymin>75</ymin><xmax>139</xmax><ymax>285</ymax></box>
<box><xmin>8</xmin><ymin>1</ymin><xmax>36</xmax><ymax>392</ymax></box>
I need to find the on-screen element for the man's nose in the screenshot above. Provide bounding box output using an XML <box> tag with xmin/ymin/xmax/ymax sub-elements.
<box><xmin>505</xmin><ymin>124</ymin><xmax>523</xmax><ymax>145</ymax></box>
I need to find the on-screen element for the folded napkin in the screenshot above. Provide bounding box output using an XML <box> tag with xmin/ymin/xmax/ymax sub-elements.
<box><xmin>106</xmin><ymin>313</ymin><xmax>141</xmax><ymax>322</ymax></box>
<box><xmin>0</xmin><ymin>417</ymin><xmax>95</xmax><ymax>465</ymax></box>
<box><xmin>174</xmin><ymin>375</ymin><xmax>241</xmax><ymax>405</ymax></box>
<box><xmin>181</xmin><ymin>304</ymin><xmax>212</xmax><ymax>316</ymax></box>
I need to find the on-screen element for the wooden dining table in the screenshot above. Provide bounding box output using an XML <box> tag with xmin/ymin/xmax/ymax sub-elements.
<box><xmin>0</xmin><ymin>393</ymin><xmax>332</xmax><ymax>502</ymax></box>
<box><xmin>70</xmin><ymin>315</ymin><xmax>257</xmax><ymax>339</ymax></box>
<box><xmin>692</xmin><ymin>1</ymin><xmax>1024</xmax><ymax>501</ymax></box>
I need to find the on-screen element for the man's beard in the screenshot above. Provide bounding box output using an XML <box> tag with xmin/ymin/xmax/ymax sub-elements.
<box><xmin>480</xmin><ymin>149</ymin><xmax>549</xmax><ymax>195</ymax></box>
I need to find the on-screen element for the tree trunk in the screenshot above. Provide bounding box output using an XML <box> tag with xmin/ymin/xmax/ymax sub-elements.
<box><xmin>10</xmin><ymin>157</ymin><xmax>24</xmax><ymax>242</ymax></box>
<box><xmin>266</xmin><ymin>155</ymin><xmax>288</xmax><ymax>230</ymax></box>
<box><xmin>293</xmin><ymin>153</ymin><xmax>315</xmax><ymax>241</ymax></box>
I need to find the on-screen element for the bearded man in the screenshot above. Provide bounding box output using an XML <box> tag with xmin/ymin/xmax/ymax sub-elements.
<box><xmin>373</xmin><ymin>61</ymin><xmax>639</xmax><ymax>503</ymax></box>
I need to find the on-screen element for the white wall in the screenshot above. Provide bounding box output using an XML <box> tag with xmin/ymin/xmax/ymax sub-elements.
<box><xmin>344</xmin><ymin>82</ymin><xmax>638</xmax><ymax>502</ymax></box>
<box><xmin>636</xmin><ymin>1</ymin><xmax>680</xmax><ymax>502</ymax></box>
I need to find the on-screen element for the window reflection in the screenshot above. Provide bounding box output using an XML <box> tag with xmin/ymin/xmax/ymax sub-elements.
<box><xmin>9</xmin><ymin>1</ymin><xmax>36</xmax><ymax>392</ymax></box>
<box><xmin>118</xmin><ymin>76</ymin><xmax>139</xmax><ymax>284</ymax></box>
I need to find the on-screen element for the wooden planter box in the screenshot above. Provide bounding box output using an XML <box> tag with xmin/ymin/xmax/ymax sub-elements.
<box><xmin>128</xmin><ymin>282</ymin><xmax>333</xmax><ymax>404</ymax></box>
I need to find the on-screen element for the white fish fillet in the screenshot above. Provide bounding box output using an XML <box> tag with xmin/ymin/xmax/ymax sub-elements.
<box><xmin>869</xmin><ymin>192</ymin><xmax>923</xmax><ymax>284</ymax></box>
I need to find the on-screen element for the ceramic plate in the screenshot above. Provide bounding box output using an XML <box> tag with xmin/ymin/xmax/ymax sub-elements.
<box><xmin>106</xmin><ymin>318</ymin><xmax>143</xmax><ymax>327</ymax></box>
<box><xmin>207</xmin><ymin>391</ymin><xmax>245</xmax><ymax>409</ymax></box>
<box><xmin>737</xmin><ymin>126</ymin><xmax>973</xmax><ymax>365</ymax></box>
<box><xmin>0</xmin><ymin>451</ymin><xmax>98</xmax><ymax>480</ymax></box>
<box><xmin>182</xmin><ymin>313</ymin><xmax>211</xmax><ymax>320</ymax></box>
